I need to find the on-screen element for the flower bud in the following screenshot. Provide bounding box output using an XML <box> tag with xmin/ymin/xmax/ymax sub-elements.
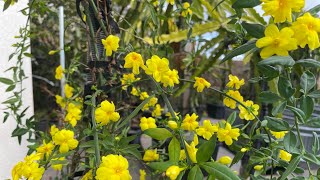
<box><xmin>168</xmin><ymin>121</ymin><xmax>178</xmax><ymax>130</ymax></box>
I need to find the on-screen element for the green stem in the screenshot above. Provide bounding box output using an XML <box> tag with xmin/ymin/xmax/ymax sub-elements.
<box><xmin>91</xmin><ymin>92</ymin><xmax>101</xmax><ymax>167</ymax></box>
<box><xmin>88</xmin><ymin>0</ymin><xmax>108</xmax><ymax>35</ymax></box>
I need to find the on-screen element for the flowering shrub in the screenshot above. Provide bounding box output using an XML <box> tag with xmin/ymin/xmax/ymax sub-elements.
<box><xmin>2</xmin><ymin>0</ymin><xmax>320</xmax><ymax>180</ymax></box>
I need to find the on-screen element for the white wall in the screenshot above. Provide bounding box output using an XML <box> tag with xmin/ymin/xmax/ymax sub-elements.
<box><xmin>0</xmin><ymin>0</ymin><xmax>33</xmax><ymax>179</ymax></box>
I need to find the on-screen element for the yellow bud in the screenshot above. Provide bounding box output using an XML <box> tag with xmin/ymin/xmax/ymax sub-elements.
<box><xmin>218</xmin><ymin>156</ymin><xmax>232</xmax><ymax>165</ymax></box>
<box><xmin>254</xmin><ymin>165</ymin><xmax>263</xmax><ymax>171</ymax></box>
<box><xmin>115</xmin><ymin>136</ymin><xmax>121</xmax><ymax>141</ymax></box>
<box><xmin>48</xmin><ymin>50</ymin><xmax>59</xmax><ymax>55</ymax></box>
<box><xmin>168</xmin><ymin>121</ymin><xmax>178</xmax><ymax>130</ymax></box>
<box><xmin>241</xmin><ymin>148</ymin><xmax>248</xmax><ymax>152</ymax></box>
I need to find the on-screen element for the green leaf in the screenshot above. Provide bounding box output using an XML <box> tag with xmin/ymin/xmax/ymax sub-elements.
<box><xmin>79</xmin><ymin>140</ymin><xmax>95</xmax><ymax>148</ymax></box>
<box><xmin>279</xmin><ymin>156</ymin><xmax>301</xmax><ymax>180</ymax></box>
<box><xmin>308</xmin><ymin>90</ymin><xmax>320</xmax><ymax>98</ymax></box>
<box><xmin>3</xmin><ymin>112</ymin><xmax>9</xmax><ymax>123</ymax></box>
<box><xmin>200</xmin><ymin>162</ymin><xmax>241</xmax><ymax>180</ymax></box>
<box><xmin>227</xmin><ymin>112</ymin><xmax>237</xmax><ymax>125</ymax></box>
<box><xmin>258</xmin><ymin>91</ymin><xmax>282</xmax><ymax>103</ymax></box>
<box><xmin>3</xmin><ymin>0</ymin><xmax>12</xmax><ymax>11</ymax></box>
<box><xmin>278</xmin><ymin>77</ymin><xmax>295</xmax><ymax>99</ymax></box>
<box><xmin>2</xmin><ymin>98</ymin><xmax>19</xmax><ymax>104</ymax></box>
<box><xmin>12</xmin><ymin>128</ymin><xmax>29</xmax><ymax>137</ymax></box>
<box><xmin>300</xmin><ymin>71</ymin><xmax>316</xmax><ymax>94</ymax></box>
<box><xmin>271</xmin><ymin>101</ymin><xmax>287</xmax><ymax>116</ymax></box>
<box><xmin>295</xmin><ymin>59</ymin><xmax>320</xmax><ymax>68</ymax></box>
<box><xmin>188</xmin><ymin>165</ymin><xmax>204</xmax><ymax>180</ymax></box>
<box><xmin>196</xmin><ymin>135</ymin><xmax>216</xmax><ymax>163</ymax></box>
<box><xmin>220</xmin><ymin>41</ymin><xmax>256</xmax><ymax>64</ymax></box>
<box><xmin>283</xmin><ymin>132</ymin><xmax>297</xmax><ymax>153</ymax></box>
<box><xmin>232</xmin><ymin>0</ymin><xmax>261</xmax><ymax>8</ymax></box>
<box><xmin>287</xmin><ymin>106</ymin><xmax>306</xmax><ymax>123</ymax></box>
<box><xmin>257</xmin><ymin>65</ymin><xmax>280</xmax><ymax>80</ymax></box>
<box><xmin>168</xmin><ymin>137</ymin><xmax>180</xmax><ymax>162</ymax></box>
<box><xmin>230</xmin><ymin>151</ymin><xmax>244</xmax><ymax>167</ymax></box>
<box><xmin>266</xmin><ymin>116</ymin><xmax>290</xmax><ymax>131</ymax></box>
<box><xmin>312</xmin><ymin>132</ymin><xmax>320</xmax><ymax>155</ymax></box>
<box><xmin>303</xmin><ymin>153</ymin><xmax>320</xmax><ymax>165</ymax></box>
<box><xmin>144</xmin><ymin>128</ymin><xmax>172</xmax><ymax>141</ymax></box>
<box><xmin>241</xmin><ymin>22</ymin><xmax>265</xmax><ymax>38</ymax></box>
<box><xmin>300</xmin><ymin>96</ymin><xmax>314</xmax><ymax>119</ymax></box>
<box><xmin>50</xmin><ymin>159</ymin><xmax>69</xmax><ymax>165</ymax></box>
<box><xmin>306</xmin><ymin>117</ymin><xmax>320</xmax><ymax>128</ymax></box>
<box><xmin>258</xmin><ymin>56</ymin><xmax>295</xmax><ymax>67</ymax></box>
<box><xmin>308</xmin><ymin>4</ymin><xmax>320</xmax><ymax>15</ymax></box>
<box><xmin>0</xmin><ymin>77</ymin><xmax>14</xmax><ymax>85</ymax></box>
<box><xmin>148</xmin><ymin>161</ymin><xmax>175</xmax><ymax>172</ymax></box>
<box><xmin>6</xmin><ymin>85</ymin><xmax>15</xmax><ymax>92</ymax></box>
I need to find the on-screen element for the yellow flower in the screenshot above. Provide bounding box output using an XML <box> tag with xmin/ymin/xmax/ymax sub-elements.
<box><xmin>152</xmin><ymin>104</ymin><xmax>163</xmax><ymax>117</ymax></box>
<box><xmin>95</xmin><ymin>100</ymin><xmax>120</xmax><ymax>126</ymax></box>
<box><xmin>161</xmin><ymin>69</ymin><xmax>180</xmax><ymax>87</ymax></box>
<box><xmin>142</xmin><ymin>97</ymin><xmax>158</xmax><ymax>111</ymax></box>
<box><xmin>181</xmin><ymin>113</ymin><xmax>199</xmax><ymax>131</ymax></box>
<box><xmin>64</xmin><ymin>84</ymin><xmax>74</xmax><ymax>99</ymax></box>
<box><xmin>218</xmin><ymin>156</ymin><xmax>232</xmax><ymax>165</ymax></box>
<box><xmin>20</xmin><ymin>162</ymin><xmax>45</xmax><ymax>180</ymax></box>
<box><xmin>152</xmin><ymin>0</ymin><xmax>159</xmax><ymax>6</ymax></box>
<box><xmin>65</xmin><ymin>103</ymin><xmax>82</xmax><ymax>127</ymax></box>
<box><xmin>101</xmin><ymin>35</ymin><xmax>120</xmax><ymax>56</ymax></box>
<box><xmin>52</xmin><ymin>129</ymin><xmax>79</xmax><ymax>153</ymax></box>
<box><xmin>270</xmin><ymin>130</ymin><xmax>288</xmax><ymax>139</ymax></box>
<box><xmin>217</xmin><ymin>122</ymin><xmax>240</xmax><ymax>146</ymax></box>
<box><xmin>140</xmin><ymin>91</ymin><xmax>149</xmax><ymax>100</ymax></box>
<box><xmin>241</xmin><ymin>148</ymin><xmax>248</xmax><ymax>153</ymax></box>
<box><xmin>121</xmin><ymin>73</ymin><xmax>141</xmax><ymax>90</ymax></box>
<box><xmin>140</xmin><ymin>169</ymin><xmax>146</xmax><ymax>180</ymax></box>
<box><xmin>131</xmin><ymin>87</ymin><xmax>139</xmax><ymax>96</ymax></box>
<box><xmin>96</xmin><ymin>154</ymin><xmax>132</xmax><ymax>180</ymax></box>
<box><xmin>168</xmin><ymin>120</ymin><xmax>178</xmax><ymax>130</ymax></box>
<box><xmin>256</xmin><ymin>24</ymin><xmax>297</xmax><ymax>59</ymax></box>
<box><xmin>140</xmin><ymin>117</ymin><xmax>157</xmax><ymax>131</ymax></box>
<box><xmin>166</xmin><ymin>0</ymin><xmax>174</xmax><ymax>5</ymax></box>
<box><xmin>124</xmin><ymin>52</ymin><xmax>145</xmax><ymax>74</ymax></box>
<box><xmin>185</xmin><ymin>141</ymin><xmax>198</xmax><ymax>163</ymax></box>
<box><xmin>145</xmin><ymin>55</ymin><xmax>170</xmax><ymax>82</ymax></box>
<box><xmin>279</xmin><ymin>149</ymin><xmax>292</xmax><ymax>162</ymax></box>
<box><xmin>261</xmin><ymin>0</ymin><xmax>304</xmax><ymax>23</ymax></box>
<box><xmin>55</xmin><ymin>65</ymin><xmax>64</xmax><ymax>80</ymax></box>
<box><xmin>143</xmin><ymin>149</ymin><xmax>159</xmax><ymax>162</ymax></box>
<box><xmin>291</xmin><ymin>13</ymin><xmax>320</xmax><ymax>50</ymax></box>
<box><xmin>223</xmin><ymin>90</ymin><xmax>244</xmax><ymax>109</ymax></box>
<box><xmin>81</xmin><ymin>170</ymin><xmax>93</xmax><ymax>180</ymax></box>
<box><xmin>196</xmin><ymin>120</ymin><xmax>218</xmax><ymax>140</ymax></box>
<box><xmin>254</xmin><ymin>165</ymin><xmax>263</xmax><ymax>171</ymax></box>
<box><xmin>181</xmin><ymin>2</ymin><xmax>192</xmax><ymax>17</ymax></box>
<box><xmin>166</xmin><ymin>166</ymin><xmax>183</xmax><ymax>180</ymax></box>
<box><xmin>51</xmin><ymin>157</ymin><xmax>65</xmax><ymax>171</ymax></box>
<box><xmin>238</xmin><ymin>100</ymin><xmax>259</xmax><ymax>121</ymax></box>
<box><xmin>36</xmin><ymin>141</ymin><xmax>55</xmax><ymax>159</ymax></box>
<box><xmin>179</xmin><ymin>150</ymin><xmax>186</xmax><ymax>160</ymax></box>
<box><xmin>194</xmin><ymin>77</ymin><xmax>211</xmax><ymax>92</ymax></box>
<box><xmin>226</xmin><ymin>75</ymin><xmax>244</xmax><ymax>89</ymax></box>
<box><xmin>193</xmin><ymin>134</ymin><xmax>199</xmax><ymax>146</ymax></box>
<box><xmin>55</xmin><ymin>95</ymin><xmax>66</xmax><ymax>108</ymax></box>
<box><xmin>50</xmin><ymin>125</ymin><xmax>59</xmax><ymax>137</ymax></box>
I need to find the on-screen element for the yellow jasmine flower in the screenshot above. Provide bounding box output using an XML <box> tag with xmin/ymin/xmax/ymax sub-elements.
<box><xmin>36</xmin><ymin>141</ymin><xmax>55</xmax><ymax>159</ymax></box>
<box><xmin>143</xmin><ymin>149</ymin><xmax>159</xmax><ymax>162</ymax></box>
<box><xmin>179</xmin><ymin>150</ymin><xmax>186</xmax><ymax>160</ymax></box>
<box><xmin>131</xmin><ymin>87</ymin><xmax>139</xmax><ymax>96</ymax></box>
<box><xmin>261</xmin><ymin>0</ymin><xmax>304</xmax><ymax>23</ymax></box>
<box><xmin>64</xmin><ymin>84</ymin><xmax>74</xmax><ymax>99</ymax></box>
<box><xmin>181</xmin><ymin>113</ymin><xmax>199</xmax><ymax>131</ymax></box>
<box><xmin>196</xmin><ymin>120</ymin><xmax>218</xmax><ymax>140</ymax></box>
<box><xmin>52</xmin><ymin>129</ymin><xmax>79</xmax><ymax>153</ymax></box>
<box><xmin>166</xmin><ymin>166</ymin><xmax>184</xmax><ymax>180</ymax></box>
<box><xmin>166</xmin><ymin>0</ymin><xmax>174</xmax><ymax>5</ymax></box>
<box><xmin>140</xmin><ymin>91</ymin><xmax>149</xmax><ymax>100</ymax></box>
<box><xmin>279</xmin><ymin>149</ymin><xmax>292</xmax><ymax>162</ymax></box>
<box><xmin>140</xmin><ymin>169</ymin><xmax>146</xmax><ymax>180</ymax></box>
<box><xmin>95</xmin><ymin>100</ymin><xmax>120</xmax><ymax>126</ymax></box>
<box><xmin>254</xmin><ymin>165</ymin><xmax>263</xmax><ymax>171</ymax></box>
<box><xmin>142</xmin><ymin>97</ymin><xmax>158</xmax><ymax>111</ymax></box>
<box><xmin>65</xmin><ymin>103</ymin><xmax>82</xmax><ymax>127</ymax></box>
<box><xmin>291</xmin><ymin>13</ymin><xmax>320</xmax><ymax>50</ymax></box>
<box><xmin>81</xmin><ymin>170</ymin><xmax>93</xmax><ymax>180</ymax></box>
<box><xmin>256</xmin><ymin>24</ymin><xmax>297</xmax><ymax>59</ymax></box>
<box><xmin>55</xmin><ymin>95</ymin><xmax>66</xmax><ymax>108</ymax></box>
<box><xmin>121</xmin><ymin>73</ymin><xmax>141</xmax><ymax>90</ymax></box>
<box><xmin>51</xmin><ymin>157</ymin><xmax>65</xmax><ymax>171</ymax></box>
<box><xmin>55</xmin><ymin>65</ymin><xmax>64</xmax><ymax>80</ymax></box>
<box><xmin>181</xmin><ymin>2</ymin><xmax>192</xmax><ymax>17</ymax></box>
<box><xmin>124</xmin><ymin>52</ymin><xmax>145</xmax><ymax>74</ymax></box>
<box><xmin>161</xmin><ymin>69</ymin><xmax>180</xmax><ymax>87</ymax></box>
<box><xmin>50</xmin><ymin>125</ymin><xmax>59</xmax><ymax>137</ymax></box>
<box><xmin>217</xmin><ymin>122</ymin><xmax>240</xmax><ymax>146</ymax></box>
<box><xmin>184</xmin><ymin>141</ymin><xmax>198</xmax><ymax>163</ymax></box>
<box><xmin>270</xmin><ymin>130</ymin><xmax>288</xmax><ymax>139</ymax></box>
<box><xmin>96</xmin><ymin>154</ymin><xmax>132</xmax><ymax>180</ymax></box>
<box><xmin>238</xmin><ymin>100</ymin><xmax>259</xmax><ymax>121</ymax></box>
<box><xmin>226</xmin><ymin>75</ymin><xmax>245</xmax><ymax>89</ymax></box>
<box><xmin>152</xmin><ymin>104</ymin><xmax>163</xmax><ymax>117</ymax></box>
<box><xmin>145</xmin><ymin>55</ymin><xmax>170</xmax><ymax>82</ymax></box>
<box><xmin>140</xmin><ymin>117</ymin><xmax>157</xmax><ymax>131</ymax></box>
<box><xmin>168</xmin><ymin>120</ymin><xmax>178</xmax><ymax>130</ymax></box>
<box><xmin>17</xmin><ymin>162</ymin><xmax>44</xmax><ymax>180</ymax></box>
<box><xmin>194</xmin><ymin>77</ymin><xmax>211</xmax><ymax>92</ymax></box>
<box><xmin>223</xmin><ymin>90</ymin><xmax>244</xmax><ymax>109</ymax></box>
<box><xmin>218</xmin><ymin>156</ymin><xmax>232</xmax><ymax>165</ymax></box>
<box><xmin>101</xmin><ymin>35</ymin><xmax>120</xmax><ymax>56</ymax></box>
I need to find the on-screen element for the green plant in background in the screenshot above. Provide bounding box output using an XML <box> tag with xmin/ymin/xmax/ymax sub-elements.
<box><xmin>2</xmin><ymin>0</ymin><xmax>320</xmax><ymax>180</ymax></box>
